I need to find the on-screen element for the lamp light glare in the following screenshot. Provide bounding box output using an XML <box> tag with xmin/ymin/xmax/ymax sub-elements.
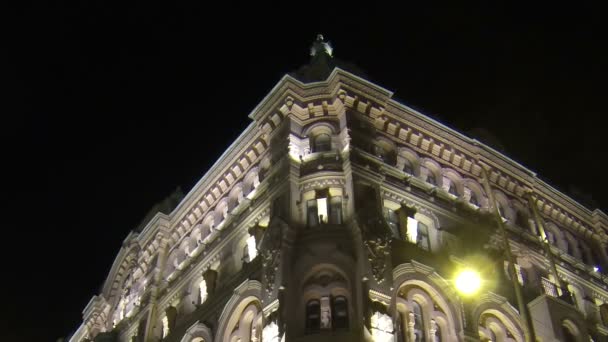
<box><xmin>593</xmin><ymin>266</ymin><xmax>600</xmax><ymax>272</ymax></box>
<box><xmin>455</xmin><ymin>269</ymin><xmax>481</xmax><ymax>295</ymax></box>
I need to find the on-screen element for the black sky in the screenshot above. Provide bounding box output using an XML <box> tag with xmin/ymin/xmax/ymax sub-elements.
<box><xmin>5</xmin><ymin>2</ymin><xmax>608</xmax><ymax>341</ymax></box>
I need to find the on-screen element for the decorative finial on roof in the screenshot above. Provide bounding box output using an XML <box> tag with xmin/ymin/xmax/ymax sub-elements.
<box><xmin>310</xmin><ymin>34</ymin><xmax>333</xmax><ymax>58</ymax></box>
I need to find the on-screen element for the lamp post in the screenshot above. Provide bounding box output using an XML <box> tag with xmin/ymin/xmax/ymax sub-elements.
<box><xmin>480</xmin><ymin>165</ymin><xmax>535</xmax><ymax>342</ymax></box>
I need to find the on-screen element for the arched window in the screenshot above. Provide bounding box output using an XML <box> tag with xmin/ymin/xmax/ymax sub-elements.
<box><xmin>306</xmin><ymin>299</ymin><xmax>321</xmax><ymax>333</ymax></box>
<box><xmin>332</xmin><ymin>296</ymin><xmax>348</xmax><ymax>329</ymax></box>
<box><xmin>374</xmin><ymin>144</ymin><xmax>388</xmax><ymax>160</ymax></box>
<box><xmin>426</xmin><ymin>171</ymin><xmax>437</xmax><ymax>186</ymax></box>
<box><xmin>482</xmin><ymin>329</ymin><xmax>496</xmax><ymax>342</ymax></box>
<box><xmin>403</xmin><ymin>159</ymin><xmax>414</xmax><ymax>175</ymax></box>
<box><xmin>198</xmin><ymin>279</ymin><xmax>208</xmax><ymax>305</ymax></box>
<box><xmin>545</xmin><ymin>229</ymin><xmax>556</xmax><ymax>245</ymax></box>
<box><xmin>312</xmin><ymin>133</ymin><xmax>332</xmax><ymax>153</ymax></box>
<box><xmin>561</xmin><ymin>322</ymin><xmax>577</xmax><ymax>342</ymax></box>
<box><xmin>497</xmin><ymin>204</ymin><xmax>506</xmax><ymax>220</ymax></box>
<box><xmin>515</xmin><ymin>211</ymin><xmax>528</xmax><ymax>229</ymax></box>
<box><xmin>470</xmin><ymin>191</ymin><xmax>480</xmax><ymax>207</ymax></box>
<box><xmin>448</xmin><ymin>182</ymin><xmax>458</xmax><ymax>196</ymax></box>
<box><xmin>222</xmin><ymin>298</ymin><xmax>263</xmax><ymax>342</ymax></box>
<box><xmin>412</xmin><ymin>301</ymin><xmax>425</xmax><ymax>342</ymax></box>
<box><xmin>434</xmin><ymin>321</ymin><xmax>442</xmax><ymax>342</ymax></box>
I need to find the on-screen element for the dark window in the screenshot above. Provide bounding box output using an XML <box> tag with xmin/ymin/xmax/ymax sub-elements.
<box><xmin>600</xmin><ymin>303</ymin><xmax>608</xmax><ymax>326</ymax></box>
<box><xmin>545</xmin><ymin>230</ymin><xmax>555</xmax><ymax>244</ymax></box>
<box><xmin>306</xmin><ymin>300</ymin><xmax>321</xmax><ymax>333</ymax></box>
<box><xmin>412</xmin><ymin>302</ymin><xmax>425</xmax><ymax>342</ymax></box>
<box><xmin>486</xmin><ymin>330</ymin><xmax>497</xmax><ymax>342</ymax></box>
<box><xmin>448</xmin><ymin>182</ymin><xmax>458</xmax><ymax>196</ymax></box>
<box><xmin>426</xmin><ymin>171</ymin><xmax>437</xmax><ymax>186</ymax></box>
<box><xmin>591</xmin><ymin>249</ymin><xmax>601</xmax><ymax>267</ymax></box>
<box><xmin>497</xmin><ymin>204</ymin><xmax>506</xmax><ymax>219</ymax></box>
<box><xmin>417</xmin><ymin>222</ymin><xmax>430</xmax><ymax>250</ymax></box>
<box><xmin>469</xmin><ymin>191</ymin><xmax>480</xmax><ymax>207</ymax></box>
<box><xmin>307</xmin><ymin>199</ymin><xmax>319</xmax><ymax>227</ymax></box>
<box><xmin>332</xmin><ymin>296</ymin><xmax>348</xmax><ymax>329</ymax></box>
<box><xmin>561</xmin><ymin>324</ymin><xmax>577</xmax><ymax>342</ymax></box>
<box><xmin>384</xmin><ymin>207</ymin><xmax>401</xmax><ymax>239</ymax></box>
<box><xmin>374</xmin><ymin>144</ymin><xmax>387</xmax><ymax>160</ymax></box>
<box><xmin>515</xmin><ymin>211</ymin><xmax>528</xmax><ymax>229</ymax></box>
<box><xmin>435</xmin><ymin>325</ymin><xmax>442</xmax><ymax>341</ymax></box>
<box><xmin>313</xmin><ymin>133</ymin><xmax>332</xmax><ymax>153</ymax></box>
<box><xmin>403</xmin><ymin>159</ymin><xmax>414</xmax><ymax>174</ymax></box>
<box><xmin>329</xmin><ymin>196</ymin><xmax>342</xmax><ymax>224</ymax></box>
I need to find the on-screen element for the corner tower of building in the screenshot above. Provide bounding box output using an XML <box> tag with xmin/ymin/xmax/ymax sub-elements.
<box><xmin>69</xmin><ymin>36</ymin><xmax>608</xmax><ymax>342</ymax></box>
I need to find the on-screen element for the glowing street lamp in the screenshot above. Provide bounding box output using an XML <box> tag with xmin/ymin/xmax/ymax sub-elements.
<box><xmin>455</xmin><ymin>269</ymin><xmax>482</xmax><ymax>296</ymax></box>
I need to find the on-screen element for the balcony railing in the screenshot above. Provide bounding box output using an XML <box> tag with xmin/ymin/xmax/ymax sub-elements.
<box><xmin>540</xmin><ymin>277</ymin><xmax>575</xmax><ymax>306</ymax></box>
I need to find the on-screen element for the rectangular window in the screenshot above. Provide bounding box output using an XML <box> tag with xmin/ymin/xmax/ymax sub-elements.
<box><xmin>384</xmin><ymin>207</ymin><xmax>401</xmax><ymax>239</ymax></box>
<box><xmin>317</xmin><ymin>197</ymin><xmax>328</xmax><ymax>224</ymax></box>
<box><xmin>406</xmin><ymin>217</ymin><xmax>419</xmax><ymax>243</ymax></box>
<box><xmin>514</xmin><ymin>264</ymin><xmax>525</xmax><ymax>285</ymax></box>
<box><xmin>329</xmin><ymin>196</ymin><xmax>343</xmax><ymax>224</ymax></box>
<box><xmin>307</xmin><ymin>199</ymin><xmax>319</xmax><ymax>227</ymax></box>
<box><xmin>161</xmin><ymin>315</ymin><xmax>169</xmax><ymax>338</ymax></box>
<box><xmin>416</xmin><ymin>222</ymin><xmax>430</xmax><ymax>250</ymax></box>
<box><xmin>320</xmin><ymin>296</ymin><xmax>332</xmax><ymax>329</ymax></box>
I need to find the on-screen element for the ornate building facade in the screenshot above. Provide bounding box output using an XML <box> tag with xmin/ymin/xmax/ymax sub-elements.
<box><xmin>69</xmin><ymin>36</ymin><xmax>608</xmax><ymax>342</ymax></box>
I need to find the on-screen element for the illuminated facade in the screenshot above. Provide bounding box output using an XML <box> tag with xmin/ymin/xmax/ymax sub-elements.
<box><xmin>70</xmin><ymin>36</ymin><xmax>608</xmax><ymax>342</ymax></box>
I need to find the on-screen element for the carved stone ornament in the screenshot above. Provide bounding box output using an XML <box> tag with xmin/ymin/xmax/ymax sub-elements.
<box><xmin>365</xmin><ymin>236</ymin><xmax>390</xmax><ymax>283</ymax></box>
<box><xmin>261</xmin><ymin>222</ymin><xmax>284</xmax><ymax>296</ymax></box>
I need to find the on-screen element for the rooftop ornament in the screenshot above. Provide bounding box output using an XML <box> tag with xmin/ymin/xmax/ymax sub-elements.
<box><xmin>310</xmin><ymin>34</ymin><xmax>333</xmax><ymax>58</ymax></box>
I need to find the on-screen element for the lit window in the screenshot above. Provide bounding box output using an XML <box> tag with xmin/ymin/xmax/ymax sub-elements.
<box><xmin>162</xmin><ymin>315</ymin><xmax>169</xmax><ymax>338</ymax></box>
<box><xmin>307</xmin><ymin>194</ymin><xmax>342</xmax><ymax>226</ymax></box>
<box><xmin>514</xmin><ymin>264</ymin><xmax>525</xmax><ymax>285</ymax></box>
<box><xmin>262</xmin><ymin>321</ymin><xmax>279</xmax><ymax>342</ymax></box>
<box><xmin>317</xmin><ymin>197</ymin><xmax>328</xmax><ymax>224</ymax></box>
<box><xmin>199</xmin><ymin>279</ymin><xmax>208</xmax><ymax>305</ymax></box>
<box><xmin>320</xmin><ymin>297</ymin><xmax>332</xmax><ymax>330</ymax></box>
<box><xmin>247</xmin><ymin>235</ymin><xmax>257</xmax><ymax>260</ymax></box>
<box><xmin>371</xmin><ymin>311</ymin><xmax>393</xmax><ymax>342</ymax></box>
<box><xmin>406</xmin><ymin>217</ymin><xmax>419</xmax><ymax>243</ymax></box>
<box><xmin>405</xmin><ymin>217</ymin><xmax>430</xmax><ymax>250</ymax></box>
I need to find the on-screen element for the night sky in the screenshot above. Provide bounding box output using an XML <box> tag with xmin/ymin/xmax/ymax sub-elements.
<box><xmin>6</xmin><ymin>2</ymin><xmax>607</xmax><ymax>341</ymax></box>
